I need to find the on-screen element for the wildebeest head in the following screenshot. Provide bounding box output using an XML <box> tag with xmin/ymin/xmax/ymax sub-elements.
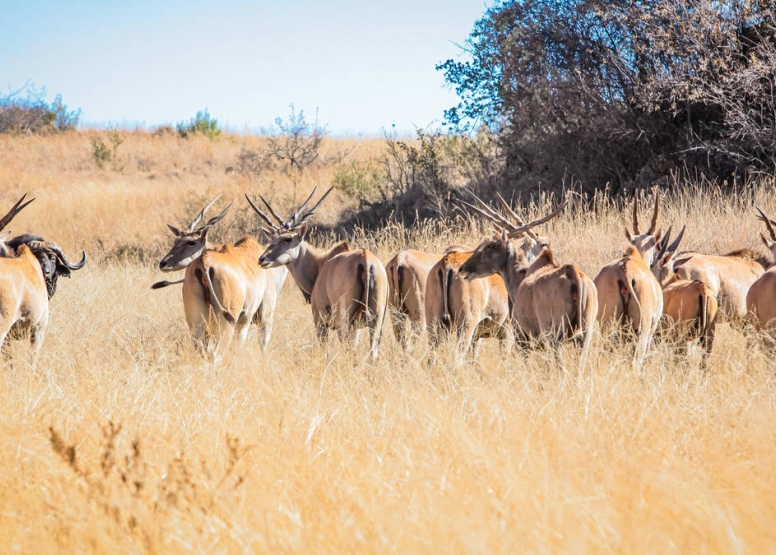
<box><xmin>26</xmin><ymin>240</ymin><xmax>87</xmax><ymax>298</ymax></box>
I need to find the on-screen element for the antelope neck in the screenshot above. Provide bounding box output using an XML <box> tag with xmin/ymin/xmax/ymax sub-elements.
<box><xmin>286</xmin><ymin>241</ymin><xmax>327</xmax><ymax>298</ymax></box>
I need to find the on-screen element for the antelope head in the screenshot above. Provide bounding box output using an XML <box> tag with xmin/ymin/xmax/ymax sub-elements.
<box><xmin>247</xmin><ymin>186</ymin><xmax>333</xmax><ymax>269</ymax></box>
<box><xmin>459</xmin><ymin>200</ymin><xmax>567</xmax><ymax>281</ymax></box>
<box><xmin>650</xmin><ymin>224</ymin><xmax>685</xmax><ymax>287</ymax></box>
<box><xmin>0</xmin><ymin>194</ymin><xmax>35</xmax><ymax>257</ymax></box>
<box><xmin>624</xmin><ymin>190</ymin><xmax>663</xmax><ymax>265</ymax></box>
<box><xmin>755</xmin><ymin>206</ymin><xmax>776</xmax><ymax>262</ymax></box>
<box><xmin>159</xmin><ymin>195</ymin><xmax>234</xmax><ymax>272</ymax></box>
<box><xmin>458</xmin><ymin>191</ymin><xmax>560</xmax><ymax>264</ymax></box>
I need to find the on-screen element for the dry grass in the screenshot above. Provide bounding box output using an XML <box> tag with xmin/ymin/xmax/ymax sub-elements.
<box><xmin>1</xmin><ymin>132</ymin><xmax>776</xmax><ymax>553</ymax></box>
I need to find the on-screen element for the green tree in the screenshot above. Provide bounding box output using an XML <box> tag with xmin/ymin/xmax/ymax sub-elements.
<box><xmin>438</xmin><ymin>0</ymin><xmax>776</xmax><ymax>195</ymax></box>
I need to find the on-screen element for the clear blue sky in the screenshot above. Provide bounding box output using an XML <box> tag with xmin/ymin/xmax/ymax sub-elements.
<box><xmin>1</xmin><ymin>0</ymin><xmax>489</xmax><ymax>136</ymax></box>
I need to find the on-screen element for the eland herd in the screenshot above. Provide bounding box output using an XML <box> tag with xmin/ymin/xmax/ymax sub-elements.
<box><xmin>2</xmin><ymin>187</ymin><xmax>776</xmax><ymax>368</ymax></box>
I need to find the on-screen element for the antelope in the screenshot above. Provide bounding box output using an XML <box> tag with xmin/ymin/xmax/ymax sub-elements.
<box><xmin>153</xmin><ymin>196</ymin><xmax>286</xmax><ymax>360</ymax></box>
<box><xmin>459</xmin><ymin>201</ymin><xmax>597</xmax><ymax>369</ymax></box>
<box><xmin>651</xmin><ymin>226</ymin><xmax>718</xmax><ymax>360</ymax></box>
<box><xmin>594</xmin><ymin>192</ymin><xmax>664</xmax><ymax>368</ymax></box>
<box><xmin>664</xmin><ymin>220</ymin><xmax>766</xmax><ymax>322</ymax></box>
<box><xmin>385</xmin><ymin>245</ymin><xmax>468</xmax><ymax>353</ymax></box>
<box><xmin>0</xmin><ymin>195</ymin><xmax>87</xmax><ymax>354</ymax></box>
<box><xmin>425</xmin><ymin>248</ymin><xmax>510</xmax><ymax>354</ymax></box>
<box><xmin>249</xmin><ymin>187</ymin><xmax>389</xmax><ymax>359</ymax></box>
<box><xmin>423</xmin><ymin>192</ymin><xmax>557</xmax><ymax>356</ymax></box>
<box><xmin>745</xmin><ymin>207</ymin><xmax>776</xmax><ymax>343</ymax></box>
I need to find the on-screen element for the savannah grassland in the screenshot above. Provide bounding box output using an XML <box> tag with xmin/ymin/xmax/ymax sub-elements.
<box><xmin>1</xmin><ymin>131</ymin><xmax>776</xmax><ymax>554</ymax></box>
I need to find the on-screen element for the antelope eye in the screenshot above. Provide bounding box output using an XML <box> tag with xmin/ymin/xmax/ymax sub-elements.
<box><xmin>186</xmin><ymin>240</ymin><xmax>197</xmax><ymax>246</ymax></box>
<box><xmin>283</xmin><ymin>237</ymin><xmax>292</xmax><ymax>243</ymax></box>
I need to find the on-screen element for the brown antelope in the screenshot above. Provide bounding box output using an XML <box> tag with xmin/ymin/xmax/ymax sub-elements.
<box><xmin>249</xmin><ymin>187</ymin><xmax>389</xmax><ymax>359</ymax></box>
<box><xmin>594</xmin><ymin>192</ymin><xmax>664</xmax><ymax>368</ymax></box>
<box><xmin>745</xmin><ymin>207</ymin><xmax>776</xmax><ymax>343</ymax></box>
<box><xmin>651</xmin><ymin>226</ymin><xmax>718</xmax><ymax>360</ymax></box>
<box><xmin>153</xmin><ymin>196</ymin><xmax>285</xmax><ymax>360</ymax></box>
<box><xmin>385</xmin><ymin>245</ymin><xmax>469</xmax><ymax>353</ymax></box>
<box><xmin>422</xmin><ymin>192</ymin><xmax>558</xmax><ymax>356</ymax></box>
<box><xmin>425</xmin><ymin>248</ymin><xmax>510</xmax><ymax>354</ymax></box>
<box><xmin>0</xmin><ymin>196</ymin><xmax>87</xmax><ymax>355</ymax></box>
<box><xmin>386</xmin><ymin>249</ymin><xmax>444</xmax><ymax>352</ymax></box>
<box><xmin>663</xmin><ymin>218</ymin><xmax>766</xmax><ymax>322</ymax></box>
<box><xmin>458</xmin><ymin>201</ymin><xmax>597</xmax><ymax>369</ymax></box>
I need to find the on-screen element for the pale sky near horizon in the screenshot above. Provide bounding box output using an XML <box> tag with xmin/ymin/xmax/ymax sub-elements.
<box><xmin>1</xmin><ymin>1</ymin><xmax>491</xmax><ymax>136</ymax></box>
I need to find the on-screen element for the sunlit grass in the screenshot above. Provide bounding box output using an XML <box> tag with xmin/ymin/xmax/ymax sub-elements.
<box><xmin>0</xmin><ymin>132</ymin><xmax>775</xmax><ymax>552</ymax></box>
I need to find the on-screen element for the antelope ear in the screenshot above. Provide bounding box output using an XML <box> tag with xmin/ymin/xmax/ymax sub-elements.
<box><xmin>298</xmin><ymin>223</ymin><xmax>308</xmax><ymax>240</ymax></box>
<box><xmin>624</xmin><ymin>227</ymin><xmax>633</xmax><ymax>242</ymax></box>
<box><xmin>654</xmin><ymin>228</ymin><xmax>662</xmax><ymax>243</ymax></box>
<box><xmin>0</xmin><ymin>229</ymin><xmax>12</xmax><ymax>241</ymax></box>
<box><xmin>199</xmin><ymin>226</ymin><xmax>210</xmax><ymax>240</ymax></box>
<box><xmin>499</xmin><ymin>228</ymin><xmax>508</xmax><ymax>245</ymax></box>
<box><xmin>167</xmin><ymin>224</ymin><xmax>182</xmax><ymax>236</ymax></box>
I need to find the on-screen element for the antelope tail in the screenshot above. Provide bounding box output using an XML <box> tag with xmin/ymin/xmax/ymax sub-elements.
<box><xmin>391</xmin><ymin>262</ymin><xmax>404</xmax><ymax>311</ymax></box>
<box><xmin>441</xmin><ymin>267</ymin><xmax>453</xmax><ymax>330</ymax></box>
<box><xmin>619</xmin><ymin>274</ymin><xmax>643</xmax><ymax>330</ymax></box>
<box><xmin>363</xmin><ymin>261</ymin><xmax>372</xmax><ymax>323</ymax></box>
<box><xmin>151</xmin><ymin>278</ymin><xmax>185</xmax><ymax>289</ymax></box>
<box><xmin>202</xmin><ymin>264</ymin><xmax>235</xmax><ymax>324</ymax></box>
<box><xmin>564</xmin><ymin>264</ymin><xmax>583</xmax><ymax>337</ymax></box>
<box><xmin>697</xmin><ymin>292</ymin><xmax>707</xmax><ymax>339</ymax></box>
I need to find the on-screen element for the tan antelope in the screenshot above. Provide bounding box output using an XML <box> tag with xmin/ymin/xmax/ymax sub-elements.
<box><xmin>425</xmin><ymin>248</ymin><xmax>510</xmax><ymax>354</ymax></box>
<box><xmin>651</xmin><ymin>226</ymin><xmax>718</xmax><ymax>360</ymax></box>
<box><xmin>663</xmin><ymin>217</ymin><xmax>766</xmax><ymax>322</ymax></box>
<box><xmin>594</xmin><ymin>192</ymin><xmax>664</xmax><ymax>367</ymax></box>
<box><xmin>422</xmin><ymin>192</ymin><xmax>558</xmax><ymax>356</ymax></box>
<box><xmin>249</xmin><ymin>187</ymin><xmax>389</xmax><ymax>359</ymax></box>
<box><xmin>385</xmin><ymin>245</ymin><xmax>469</xmax><ymax>353</ymax></box>
<box><xmin>458</xmin><ymin>201</ymin><xmax>597</xmax><ymax>369</ymax></box>
<box><xmin>386</xmin><ymin>249</ymin><xmax>444</xmax><ymax>352</ymax></box>
<box><xmin>153</xmin><ymin>196</ymin><xmax>286</xmax><ymax>360</ymax></box>
<box><xmin>0</xmin><ymin>195</ymin><xmax>87</xmax><ymax>355</ymax></box>
<box><xmin>745</xmin><ymin>207</ymin><xmax>776</xmax><ymax>343</ymax></box>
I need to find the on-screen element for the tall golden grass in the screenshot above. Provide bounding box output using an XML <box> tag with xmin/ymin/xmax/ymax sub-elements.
<box><xmin>1</xmin><ymin>131</ymin><xmax>776</xmax><ymax>553</ymax></box>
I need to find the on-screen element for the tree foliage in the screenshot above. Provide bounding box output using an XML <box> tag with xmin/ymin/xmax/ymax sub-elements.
<box><xmin>438</xmin><ymin>0</ymin><xmax>776</xmax><ymax>195</ymax></box>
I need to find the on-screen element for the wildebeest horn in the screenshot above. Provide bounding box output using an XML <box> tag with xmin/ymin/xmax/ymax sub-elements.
<box><xmin>47</xmin><ymin>242</ymin><xmax>87</xmax><ymax>270</ymax></box>
<box><xmin>0</xmin><ymin>193</ymin><xmax>35</xmax><ymax>233</ymax></box>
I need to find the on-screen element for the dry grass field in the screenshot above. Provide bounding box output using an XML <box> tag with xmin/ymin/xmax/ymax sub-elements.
<box><xmin>1</xmin><ymin>131</ymin><xmax>776</xmax><ymax>553</ymax></box>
